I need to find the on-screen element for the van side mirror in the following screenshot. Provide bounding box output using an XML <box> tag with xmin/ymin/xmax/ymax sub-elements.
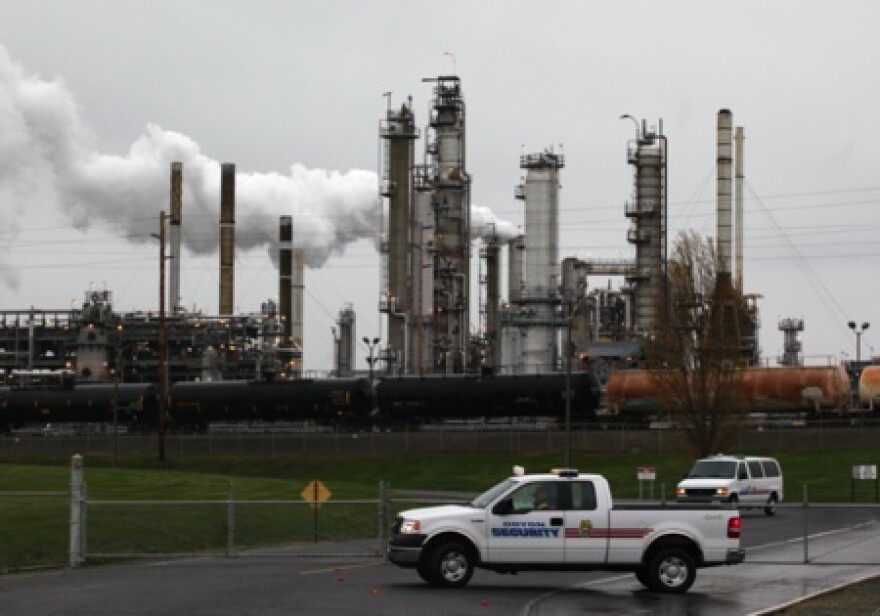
<box><xmin>493</xmin><ymin>498</ymin><xmax>513</xmax><ymax>515</ymax></box>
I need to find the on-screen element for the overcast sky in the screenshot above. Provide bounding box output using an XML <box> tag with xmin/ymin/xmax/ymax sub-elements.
<box><xmin>0</xmin><ymin>1</ymin><xmax>878</xmax><ymax>372</ymax></box>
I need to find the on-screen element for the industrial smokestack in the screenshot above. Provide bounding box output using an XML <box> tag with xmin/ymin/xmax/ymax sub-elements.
<box><xmin>292</xmin><ymin>248</ymin><xmax>304</xmax><ymax>367</ymax></box>
<box><xmin>169</xmin><ymin>162</ymin><xmax>182</xmax><ymax>315</ymax></box>
<box><xmin>716</xmin><ymin>110</ymin><xmax>733</xmax><ymax>280</ymax></box>
<box><xmin>735</xmin><ymin>126</ymin><xmax>745</xmax><ymax>290</ymax></box>
<box><xmin>219</xmin><ymin>163</ymin><xmax>235</xmax><ymax>316</ymax></box>
<box><xmin>279</xmin><ymin>216</ymin><xmax>292</xmax><ymax>344</ymax></box>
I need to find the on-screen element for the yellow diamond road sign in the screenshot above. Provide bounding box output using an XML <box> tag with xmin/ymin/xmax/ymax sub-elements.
<box><xmin>301</xmin><ymin>480</ymin><xmax>332</xmax><ymax>509</ymax></box>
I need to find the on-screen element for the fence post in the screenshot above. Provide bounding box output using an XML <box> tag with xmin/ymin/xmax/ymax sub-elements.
<box><xmin>69</xmin><ymin>454</ymin><xmax>84</xmax><ymax>567</ymax></box>
<box><xmin>802</xmin><ymin>484</ymin><xmax>809</xmax><ymax>564</ymax></box>
<box><xmin>378</xmin><ymin>481</ymin><xmax>388</xmax><ymax>560</ymax></box>
<box><xmin>226</xmin><ymin>482</ymin><xmax>236</xmax><ymax>557</ymax></box>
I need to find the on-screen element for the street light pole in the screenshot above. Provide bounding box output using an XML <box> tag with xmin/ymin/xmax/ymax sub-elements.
<box><xmin>848</xmin><ymin>321</ymin><xmax>871</xmax><ymax>365</ymax></box>
<box><xmin>363</xmin><ymin>336</ymin><xmax>380</xmax><ymax>382</ymax></box>
<box><xmin>158</xmin><ymin>211</ymin><xmax>168</xmax><ymax>462</ymax></box>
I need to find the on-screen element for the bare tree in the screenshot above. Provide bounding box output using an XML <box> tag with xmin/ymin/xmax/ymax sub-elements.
<box><xmin>645</xmin><ymin>230</ymin><xmax>750</xmax><ymax>457</ymax></box>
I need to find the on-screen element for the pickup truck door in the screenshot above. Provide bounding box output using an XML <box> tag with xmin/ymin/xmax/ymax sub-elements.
<box><xmin>486</xmin><ymin>481</ymin><xmax>565</xmax><ymax>563</ymax></box>
<box><xmin>563</xmin><ymin>479</ymin><xmax>607</xmax><ymax>563</ymax></box>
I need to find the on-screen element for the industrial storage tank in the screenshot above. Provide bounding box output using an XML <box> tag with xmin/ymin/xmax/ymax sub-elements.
<box><xmin>859</xmin><ymin>365</ymin><xmax>880</xmax><ymax>407</ymax></box>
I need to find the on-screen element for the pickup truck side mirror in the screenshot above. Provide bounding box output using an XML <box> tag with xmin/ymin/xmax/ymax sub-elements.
<box><xmin>492</xmin><ymin>498</ymin><xmax>514</xmax><ymax>515</ymax></box>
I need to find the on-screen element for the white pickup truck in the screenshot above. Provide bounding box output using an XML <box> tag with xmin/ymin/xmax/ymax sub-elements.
<box><xmin>387</xmin><ymin>467</ymin><xmax>744</xmax><ymax>593</ymax></box>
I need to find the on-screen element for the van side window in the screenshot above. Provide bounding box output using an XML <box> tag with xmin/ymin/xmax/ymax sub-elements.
<box><xmin>738</xmin><ymin>463</ymin><xmax>748</xmax><ymax>480</ymax></box>
<box><xmin>748</xmin><ymin>460</ymin><xmax>764</xmax><ymax>478</ymax></box>
<box><xmin>761</xmin><ymin>460</ymin><xmax>781</xmax><ymax>477</ymax></box>
<box><xmin>571</xmin><ymin>481</ymin><xmax>597</xmax><ymax>510</ymax></box>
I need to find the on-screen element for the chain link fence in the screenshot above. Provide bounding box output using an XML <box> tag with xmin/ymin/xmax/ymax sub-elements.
<box><xmin>4</xmin><ymin>422</ymin><xmax>880</xmax><ymax>458</ymax></box>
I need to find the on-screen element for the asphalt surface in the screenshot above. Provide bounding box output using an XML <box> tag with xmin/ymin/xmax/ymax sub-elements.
<box><xmin>2</xmin><ymin>506</ymin><xmax>879</xmax><ymax>615</ymax></box>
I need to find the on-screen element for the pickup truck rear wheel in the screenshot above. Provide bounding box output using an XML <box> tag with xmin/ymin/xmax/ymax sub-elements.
<box><xmin>425</xmin><ymin>540</ymin><xmax>474</xmax><ymax>588</ymax></box>
<box><xmin>647</xmin><ymin>547</ymin><xmax>696</xmax><ymax>594</ymax></box>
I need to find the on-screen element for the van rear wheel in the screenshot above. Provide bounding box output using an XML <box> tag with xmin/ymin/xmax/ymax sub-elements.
<box><xmin>764</xmin><ymin>494</ymin><xmax>778</xmax><ymax>516</ymax></box>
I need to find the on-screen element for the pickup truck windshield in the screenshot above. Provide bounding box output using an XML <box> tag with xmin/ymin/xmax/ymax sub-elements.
<box><xmin>688</xmin><ymin>460</ymin><xmax>737</xmax><ymax>479</ymax></box>
<box><xmin>470</xmin><ymin>478</ymin><xmax>516</xmax><ymax>508</ymax></box>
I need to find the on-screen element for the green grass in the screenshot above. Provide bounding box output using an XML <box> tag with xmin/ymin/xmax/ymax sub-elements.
<box><xmin>2</xmin><ymin>447</ymin><xmax>878</xmax><ymax>572</ymax></box>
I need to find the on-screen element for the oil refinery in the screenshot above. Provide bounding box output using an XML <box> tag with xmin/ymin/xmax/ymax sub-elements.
<box><xmin>0</xmin><ymin>74</ymin><xmax>876</xmax><ymax>432</ymax></box>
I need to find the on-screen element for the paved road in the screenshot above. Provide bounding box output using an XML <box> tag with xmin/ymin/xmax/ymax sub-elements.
<box><xmin>2</xmin><ymin>506</ymin><xmax>878</xmax><ymax>615</ymax></box>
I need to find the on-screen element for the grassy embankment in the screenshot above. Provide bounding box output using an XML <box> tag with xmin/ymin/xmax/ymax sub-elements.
<box><xmin>2</xmin><ymin>448</ymin><xmax>878</xmax><ymax>573</ymax></box>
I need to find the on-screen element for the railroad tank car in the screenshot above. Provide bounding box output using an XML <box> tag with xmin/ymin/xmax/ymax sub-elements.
<box><xmin>603</xmin><ymin>365</ymin><xmax>853</xmax><ymax>418</ymax></box>
<box><xmin>167</xmin><ymin>377</ymin><xmax>374</xmax><ymax>430</ymax></box>
<box><xmin>0</xmin><ymin>383</ymin><xmax>158</xmax><ymax>431</ymax></box>
<box><xmin>859</xmin><ymin>365</ymin><xmax>880</xmax><ymax>407</ymax></box>
<box><xmin>374</xmin><ymin>372</ymin><xmax>601</xmax><ymax>427</ymax></box>
<box><xmin>603</xmin><ymin>370</ymin><xmax>657</xmax><ymax>418</ymax></box>
<box><xmin>743</xmin><ymin>366</ymin><xmax>851</xmax><ymax>412</ymax></box>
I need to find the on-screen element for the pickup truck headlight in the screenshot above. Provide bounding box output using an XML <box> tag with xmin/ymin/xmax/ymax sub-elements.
<box><xmin>716</xmin><ymin>488</ymin><xmax>729</xmax><ymax>496</ymax></box>
<box><xmin>399</xmin><ymin>519</ymin><xmax>421</xmax><ymax>534</ymax></box>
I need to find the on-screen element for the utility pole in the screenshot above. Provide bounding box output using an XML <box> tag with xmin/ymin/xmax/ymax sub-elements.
<box><xmin>158</xmin><ymin>211</ymin><xmax>168</xmax><ymax>462</ymax></box>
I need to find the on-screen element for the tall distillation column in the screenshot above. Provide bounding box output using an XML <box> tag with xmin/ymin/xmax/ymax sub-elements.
<box><xmin>410</xmin><ymin>165</ymin><xmax>435</xmax><ymax>375</ymax></box>
<box><xmin>424</xmin><ymin>76</ymin><xmax>470</xmax><ymax>373</ymax></box>
<box><xmin>379</xmin><ymin>97</ymin><xmax>418</xmax><ymax>374</ymax></box>
<box><xmin>519</xmin><ymin>150</ymin><xmax>564</xmax><ymax>374</ymax></box>
<box><xmin>334</xmin><ymin>304</ymin><xmax>356</xmax><ymax>377</ymax></box>
<box><xmin>623</xmin><ymin>119</ymin><xmax>667</xmax><ymax>333</ymax></box>
<box><xmin>498</xmin><ymin>234</ymin><xmax>525</xmax><ymax>374</ymax></box>
<box><xmin>482</xmin><ymin>235</ymin><xmax>501</xmax><ymax>371</ymax></box>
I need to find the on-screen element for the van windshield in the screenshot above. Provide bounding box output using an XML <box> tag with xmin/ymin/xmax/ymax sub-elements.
<box><xmin>687</xmin><ymin>460</ymin><xmax>737</xmax><ymax>479</ymax></box>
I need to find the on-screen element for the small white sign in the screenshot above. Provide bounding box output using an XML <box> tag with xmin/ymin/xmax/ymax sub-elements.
<box><xmin>637</xmin><ymin>466</ymin><xmax>657</xmax><ymax>481</ymax></box>
<box><xmin>852</xmin><ymin>464</ymin><xmax>877</xmax><ymax>480</ymax></box>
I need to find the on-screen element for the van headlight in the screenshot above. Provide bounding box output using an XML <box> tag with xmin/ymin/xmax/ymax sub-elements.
<box><xmin>675</xmin><ymin>487</ymin><xmax>686</xmax><ymax>496</ymax></box>
<box><xmin>399</xmin><ymin>519</ymin><xmax>421</xmax><ymax>534</ymax></box>
<box><xmin>716</xmin><ymin>487</ymin><xmax>729</xmax><ymax>496</ymax></box>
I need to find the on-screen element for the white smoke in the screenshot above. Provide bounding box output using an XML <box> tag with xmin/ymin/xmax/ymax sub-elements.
<box><xmin>470</xmin><ymin>204</ymin><xmax>519</xmax><ymax>242</ymax></box>
<box><xmin>0</xmin><ymin>44</ymin><xmax>516</xmax><ymax>286</ymax></box>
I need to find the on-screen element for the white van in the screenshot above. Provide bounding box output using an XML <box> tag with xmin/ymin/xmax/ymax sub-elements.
<box><xmin>676</xmin><ymin>454</ymin><xmax>784</xmax><ymax>516</ymax></box>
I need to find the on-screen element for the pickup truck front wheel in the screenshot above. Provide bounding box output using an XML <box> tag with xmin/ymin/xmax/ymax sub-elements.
<box><xmin>424</xmin><ymin>540</ymin><xmax>475</xmax><ymax>588</ymax></box>
<box><xmin>647</xmin><ymin>547</ymin><xmax>696</xmax><ymax>594</ymax></box>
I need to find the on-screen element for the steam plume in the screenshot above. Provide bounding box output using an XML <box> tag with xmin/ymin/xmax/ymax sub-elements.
<box><xmin>0</xmin><ymin>44</ymin><xmax>515</xmax><ymax>287</ymax></box>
